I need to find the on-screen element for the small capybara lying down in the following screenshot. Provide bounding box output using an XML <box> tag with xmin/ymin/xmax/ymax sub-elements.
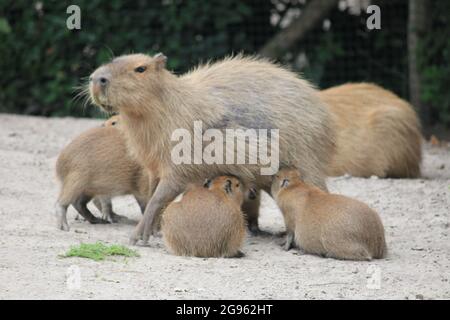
<box><xmin>88</xmin><ymin>53</ymin><xmax>335</xmax><ymax>244</ymax></box>
<box><xmin>320</xmin><ymin>83</ymin><xmax>422</xmax><ymax>178</ymax></box>
<box><xmin>55</xmin><ymin>125</ymin><xmax>156</xmax><ymax>231</ymax></box>
<box><xmin>161</xmin><ymin>176</ymin><xmax>247</xmax><ymax>258</ymax></box>
<box><xmin>271</xmin><ymin>168</ymin><xmax>386</xmax><ymax>261</ymax></box>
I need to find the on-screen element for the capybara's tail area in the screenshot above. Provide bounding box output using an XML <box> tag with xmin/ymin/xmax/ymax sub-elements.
<box><xmin>322</xmin><ymin>235</ymin><xmax>373</xmax><ymax>261</ymax></box>
<box><xmin>56</xmin><ymin>173</ymin><xmax>83</xmax><ymax>207</ymax></box>
<box><xmin>372</xmin><ymin>234</ymin><xmax>388</xmax><ymax>259</ymax></box>
<box><xmin>370</xmin><ymin>106</ymin><xmax>423</xmax><ymax>179</ymax></box>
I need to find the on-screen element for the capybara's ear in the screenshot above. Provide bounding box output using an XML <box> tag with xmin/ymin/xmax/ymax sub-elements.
<box><xmin>224</xmin><ymin>179</ymin><xmax>232</xmax><ymax>194</ymax></box>
<box><xmin>203</xmin><ymin>178</ymin><xmax>212</xmax><ymax>188</ymax></box>
<box><xmin>154</xmin><ymin>53</ymin><xmax>167</xmax><ymax>70</ymax></box>
<box><xmin>281</xmin><ymin>178</ymin><xmax>289</xmax><ymax>188</ymax></box>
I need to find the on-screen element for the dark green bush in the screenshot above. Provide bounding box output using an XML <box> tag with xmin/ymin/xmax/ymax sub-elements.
<box><xmin>0</xmin><ymin>0</ymin><xmax>448</xmax><ymax>126</ymax></box>
<box><xmin>0</xmin><ymin>0</ymin><xmax>261</xmax><ymax>117</ymax></box>
<box><xmin>418</xmin><ymin>1</ymin><xmax>450</xmax><ymax>125</ymax></box>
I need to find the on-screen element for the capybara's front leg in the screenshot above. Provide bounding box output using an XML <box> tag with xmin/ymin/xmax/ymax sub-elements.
<box><xmin>130</xmin><ymin>179</ymin><xmax>181</xmax><ymax>245</ymax></box>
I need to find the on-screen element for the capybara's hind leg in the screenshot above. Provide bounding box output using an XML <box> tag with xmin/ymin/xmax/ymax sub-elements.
<box><xmin>73</xmin><ymin>195</ymin><xmax>109</xmax><ymax>225</ymax></box>
<box><xmin>95</xmin><ymin>196</ymin><xmax>121</xmax><ymax>223</ymax></box>
<box><xmin>228</xmin><ymin>250</ymin><xmax>245</xmax><ymax>258</ymax></box>
<box><xmin>55</xmin><ymin>203</ymin><xmax>69</xmax><ymax>231</ymax></box>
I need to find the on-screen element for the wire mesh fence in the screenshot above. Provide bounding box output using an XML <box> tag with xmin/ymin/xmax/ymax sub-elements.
<box><xmin>1</xmin><ymin>0</ymin><xmax>448</xmax><ymax>124</ymax></box>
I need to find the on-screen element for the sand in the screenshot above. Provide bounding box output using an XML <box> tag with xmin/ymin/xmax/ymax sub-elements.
<box><xmin>0</xmin><ymin>114</ymin><xmax>448</xmax><ymax>299</ymax></box>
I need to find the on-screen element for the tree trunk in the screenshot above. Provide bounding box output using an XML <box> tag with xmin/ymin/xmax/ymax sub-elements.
<box><xmin>408</xmin><ymin>0</ymin><xmax>429</xmax><ymax>124</ymax></box>
<box><xmin>259</xmin><ymin>0</ymin><xmax>339</xmax><ymax>59</ymax></box>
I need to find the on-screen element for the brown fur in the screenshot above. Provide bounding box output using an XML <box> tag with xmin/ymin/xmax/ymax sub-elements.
<box><xmin>88</xmin><ymin>53</ymin><xmax>335</xmax><ymax>244</ymax></box>
<box><xmin>55</xmin><ymin>126</ymin><xmax>155</xmax><ymax>231</ymax></box>
<box><xmin>320</xmin><ymin>83</ymin><xmax>422</xmax><ymax>178</ymax></box>
<box><xmin>271</xmin><ymin>168</ymin><xmax>387</xmax><ymax>261</ymax></box>
<box><xmin>161</xmin><ymin>176</ymin><xmax>246</xmax><ymax>258</ymax></box>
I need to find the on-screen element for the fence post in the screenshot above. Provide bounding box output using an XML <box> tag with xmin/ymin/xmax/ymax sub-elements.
<box><xmin>408</xmin><ymin>0</ymin><xmax>429</xmax><ymax>124</ymax></box>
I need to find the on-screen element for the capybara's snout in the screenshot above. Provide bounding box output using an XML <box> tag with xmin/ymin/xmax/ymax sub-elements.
<box><xmin>89</xmin><ymin>66</ymin><xmax>113</xmax><ymax>111</ymax></box>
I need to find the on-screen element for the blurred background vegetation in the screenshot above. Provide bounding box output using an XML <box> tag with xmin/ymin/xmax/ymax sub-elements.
<box><xmin>0</xmin><ymin>0</ymin><xmax>448</xmax><ymax>129</ymax></box>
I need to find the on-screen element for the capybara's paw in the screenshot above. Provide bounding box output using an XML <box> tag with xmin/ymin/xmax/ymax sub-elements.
<box><xmin>232</xmin><ymin>251</ymin><xmax>245</xmax><ymax>258</ymax></box>
<box><xmin>283</xmin><ymin>239</ymin><xmax>293</xmax><ymax>251</ymax></box>
<box><xmin>89</xmin><ymin>217</ymin><xmax>110</xmax><ymax>224</ymax></box>
<box><xmin>58</xmin><ymin>222</ymin><xmax>70</xmax><ymax>232</ymax></box>
<box><xmin>108</xmin><ymin>213</ymin><xmax>126</xmax><ymax>223</ymax></box>
<box><xmin>275</xmin><ymin>231</ymin><xmax>287</xmax><ymax>238</ymax></box>
<box><xmin>249</xmin><ymin>226</ymin><xmax>272</xmax><ymax>237</ymax></box>
<box><xmin>248</xmin><ymin>223</ymin><xmax>260</xmax><ymax>235</ymax></box>
<box><xmin>129</xmin><ymin>231</ymin><xmax>142</xmax><ymax>245</ymax></box>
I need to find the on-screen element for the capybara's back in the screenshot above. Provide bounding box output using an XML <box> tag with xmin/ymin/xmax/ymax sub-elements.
<box><xmin>161</xmin><ymin>177</ymin><xmax>246</xmax><ymax>258</ymax></box>
<box><xmin>316</xmin><ymin>194</ymin><xmax>387</xmax><ymax>260</ymax></box>
<box><xmin>56</xmin><ymin>126</ymin><xmax>147</xmax><ymax>203</ymax></box>
<box><xmin>272</xmin><ymin>168</ymin><xmax>386</xmax><ymax>261</ymax></box>
<box><xmin>180</xmin><ymin>56</ymin><xmax>335</xmax><ymax>190</ymax></box>
<box><xmin>320</xmin><ymin>83</ymin><xmax>422</xmax><ymax>178</ymax></box>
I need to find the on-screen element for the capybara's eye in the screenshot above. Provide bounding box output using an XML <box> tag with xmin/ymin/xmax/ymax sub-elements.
<box><xmin>134</xmin><ymin>66</ymin><xmax>147</xmax><ymax>73</ymax></box>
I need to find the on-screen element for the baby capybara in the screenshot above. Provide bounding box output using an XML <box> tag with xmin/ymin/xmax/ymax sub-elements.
<box><xmin>271</xmin><ymin>168</ymin><xmax>387</xmax><ymax>261</ymax></box>
<box><xmin>320</xmin><ymin>83</ymin><xmax>422</xmax><ymax>178</ymax></box>
<box><xmin>161</xmin><ymin>176</ymin><xmax>246</xmax><ymax>258</ymax></box>
<box><xmin>55</xmin><ymin>126</ymin><xmax>155</xmax><ymax>231</ymax></box>
<box><xmin>88</xmin><ymin>53</ymin><xmax>335</xmax><ymax>244</ymax></box>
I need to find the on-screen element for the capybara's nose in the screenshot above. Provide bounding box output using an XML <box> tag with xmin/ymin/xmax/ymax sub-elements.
<box><xmin>92</xmin><ymin>75</ymin><xmax>109</xmax><ymax>87</ymax></box>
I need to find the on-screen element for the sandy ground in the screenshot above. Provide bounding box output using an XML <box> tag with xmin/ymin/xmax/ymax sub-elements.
<box><xmin>0</xmin><ymin>114</ymin><xmax>449</xmax><ymax>300</ymax></box>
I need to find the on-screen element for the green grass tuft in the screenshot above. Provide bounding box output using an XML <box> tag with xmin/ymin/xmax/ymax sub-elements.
<box><xmin>63</xmin><ymin>242</ymin><xmax>139</xmax><ymax>261</ymax></box>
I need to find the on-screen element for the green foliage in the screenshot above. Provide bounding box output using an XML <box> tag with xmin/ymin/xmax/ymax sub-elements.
<box><xmin>418</xmin><ymin>1</ymin><xmax>450</xmax><ymax>125</ymax></box>
<box><xmin>0</xmin><ymin>0</ymin><xmax>257</xmax><ymax>117</ymax></box>
<box><xmin>0</xmin><ymin>0</ymin><xmax>448</xmax><ymax>126</ymax></box>
<box><xmin>63</xmin><ymin>242</ymin><xmax>139</xmax><ymax>261</ymax></box>
<box><xmin>290</xmin><ymin>0</ymin><xmax>410</xmax><ymax>99</ymax></box>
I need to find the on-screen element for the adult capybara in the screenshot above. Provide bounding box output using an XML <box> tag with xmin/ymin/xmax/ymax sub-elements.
<box><xmin>88</xmin><ymin>53</ymin><xmax>335</xmax><ymax>244</ymax></box>
<box><xmin>320</xmin><ymin>83</ymin><xmax>422</xmax><ymax>178</ymax></box>
<box><xmin>55</xmin><ymin>126</ymin><xmax>156</xmax><ymax>231</ymax></box>
<box><xmin>161</xmin><ymin>176</ymin><xmax>246</xmax><ymax>258</ymax></box>
<box><xmin>271</xmin><ymin>168</ymin><xmax>387</xmax><ymax>261</ymax></box>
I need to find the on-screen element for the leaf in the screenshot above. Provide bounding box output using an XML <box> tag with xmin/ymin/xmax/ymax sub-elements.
<box><xmin>0</xmin><ymin>17</ymin><xmax>11</xmax><ymax>34</ymax></box>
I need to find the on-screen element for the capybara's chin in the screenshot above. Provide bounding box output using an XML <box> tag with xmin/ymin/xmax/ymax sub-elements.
<box><xmin>88</xmin><ymin>86</ymin><xmax>114</xmax><ymax>113</ymax></box>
